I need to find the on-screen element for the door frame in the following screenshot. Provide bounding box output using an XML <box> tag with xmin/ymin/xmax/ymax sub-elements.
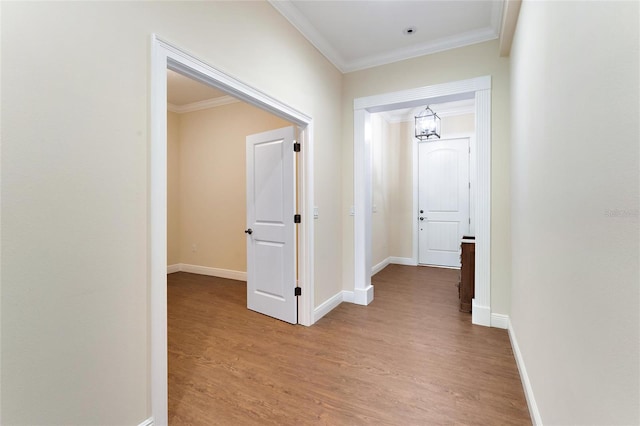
<box><xmin>353</xmin><ymin>76</ymin><xmax>492</xmax><ymax>327</ymax></box>
<box><xmin>414</xmin><ymin>134</ymin><xmax>475</xmax><ymax>267</ymax></box>
<box><xmin>150</xmin><ymin>35</ymin><xmax>315</xmax><ymax>425</ymax></box>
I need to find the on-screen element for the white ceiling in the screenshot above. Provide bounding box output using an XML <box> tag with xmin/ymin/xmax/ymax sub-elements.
<box><xmin>167</xmin><ymin>69</ymin><xmax>227</xmax><ymax>106</ymax></box>
<box><xmin>270</xmin><ymin>0</ymin><xmax>504</xmax><ymax>73</ymax></box>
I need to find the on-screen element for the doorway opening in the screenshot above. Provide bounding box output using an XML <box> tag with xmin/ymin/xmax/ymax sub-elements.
<box><xmin>353</xmin><ymin>76</ymin><xmax>492</xmax><ymax>327</ymax></box>
<box><xmin>368</xmin><ymin>100</ymin><xmax>475</xmax><ymax>274</ymax></box>
<box><xmin>151</xmin><ymin>35</ymin><xmax>315</xmax><ymax>424</ymax></box>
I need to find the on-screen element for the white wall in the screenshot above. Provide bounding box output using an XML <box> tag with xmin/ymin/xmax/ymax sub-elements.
<box><xmin>342</xmin><ymin>40</ymin><xmax>512</xmax><ymax>315</ymax></box>
<box><xmin>0</xmin><ymin>2</ymin><xmax>342</xmax><ymax>423</ymax></box>
<box><xmin>510</xmin><ymin>1</ymin><xmax>639</xmax><ymax>424</ymax></box>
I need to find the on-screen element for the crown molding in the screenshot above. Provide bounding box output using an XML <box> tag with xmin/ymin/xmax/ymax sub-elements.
<box><xmin>268</xmin><ymin>0</ymin><xmax>347</xmax><ymax>72</ymax></box>
<box><xmin>344</xmin><ymin>27</ymin><xmax>499</xmax><ymax>73</ymax></box>
<box><xmin>270</xmin><ymin>0</ymin><xmax>504</xmax><ymax>74</ymax></box>
<box><xmin>167</xmin><ymin>95</ymin><xmax>239</xmax><ymax>114</ymax></box>
<box><xmin>499</xmin><ymin>0</ymin><xmax>522</xmax><ymax>57</ymax></box>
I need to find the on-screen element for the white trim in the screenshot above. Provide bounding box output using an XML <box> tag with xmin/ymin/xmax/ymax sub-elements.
<box><xmin>354</xmin><ymin>285</ymin><xmax>374</xmax><ymax>306</ymax></box>
<box><xmin>354</xmin><ymin>76</ymin><xmax>490</xmax><ymax>111</ymax></box>
<box><xmin>138</xmin><ymin>418</ymin><xmax>154</xmax><ymax>426</ymax></box>
<box><xmin>490</xmin><ymin>313</ymin><xmax>509</xmax><ymax>329</ymax></box>
<box><xmin>167</xmin><ymin>95</ymin><xmax>239</xmax><ymax>114</ymax></box>
<box><xmin>508</xmin><ymin>320</ymin><xmax>543</xmax><ymax>426</ymax></box>
<box><xmin>180</xmin><ymin>264</ymin><xmax>246</xmax><ymax>281</ymax></box>
<box><xmin>471</xmin><ymin>299</ymin><xmax>491</xmax><ymax>325</ymax></box>
<box><xmin>372</xmin><ymin>256</ymin><xmax>417</xmax><ymax>276</ymax></box>
<box><xmin>342</xmin><ymin>290</ymin><xmax>355</xmax><ymax>304</ymax></box>
<box><xmin>472</xmin><ymin>88</ymin><xmax>491</xmax><ymax>326</ymax></box>
<box><xmin>353</xmin><ymin>109</ymin><xmax>373</xmax><ymax>306</ymax></box>
<box><xmin>499</xmin><ymin>0</ymin><xmax>522</xmax><ymax>57</ymax></box>
<box><xmin>313</xmin><ymin>291</ymin><xmax>343</xmax><ymax>322</ymax></box>
<box><xmin>151</xmin><ymin>34</ymin><xmax>315</xmax><ymax>426</ymax></box>
<box><xmin>344</xmin><ymin>28</ymin><xmax>498</xmax><ymax>73</ymax></box>
<box><xmin>389</xmin><ymin>256</ymin><xmax>417</xmax><ymax>266</ymax></box>
<box><xmin>150</xmin><ymin>35</ymin><xmax>169</xmax><ymax>426</ymax></box>
<box><xmin>354</xmin><ymin>76</ymin><xmax>492</xmax><ymax>327</ymax></box>
<box><xmin>372</xmin><ymin>257</ymin><xmax>391</xmax><ymax>275</ymax></box>
<box><xmin>168</xmin><ymin>264</ymin><xmax>247</xmax><ymax>281</ymax></box>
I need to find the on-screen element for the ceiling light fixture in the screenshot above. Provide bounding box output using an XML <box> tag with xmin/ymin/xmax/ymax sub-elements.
<box><xmin>415</xmin><ymin>106</ymin><xmax>441</xmax><ymax>140</ymax></box>
<box><xmin>403</xmin><ymin>26</ymin><xmax>417</xmax><ymax>35</ymax></box>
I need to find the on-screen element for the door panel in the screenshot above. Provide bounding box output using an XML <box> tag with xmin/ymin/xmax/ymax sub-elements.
<box><xmin>246</xmin><ymin>126</ymin><xmax>297</xmax><ymax>324</ymax></box>
<box><xmin>418</xmin><ymin>138</ymin><xmax>470</xmax><ymax>267</ymax></box>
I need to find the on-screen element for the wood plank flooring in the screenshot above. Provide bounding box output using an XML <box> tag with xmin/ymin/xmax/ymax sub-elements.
<box><xmin>168</xmin><ymin>265</ymin><xmax>531</xmax><ymax>425</ymax></box>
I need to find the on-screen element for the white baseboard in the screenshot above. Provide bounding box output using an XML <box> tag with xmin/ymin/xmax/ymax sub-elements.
<box><xmin>342</xmin><ymin>290</ymin><xmax>355</xmax><ymax>303</ymax></box>
<box><xmin>354</xmin><ymin>285</ymin><xmax>374</xmax><ymax>305</ymax></box>
<box><xmin>389</xmin><ymin>256</ymin><xmax>417</xmax><ymax>266</ymax></box>
<box><xmin>372</xmin><ymin>257</ymin><xmax>391</xmax><ymax>275</ymax></box>
<box><xmin>313</xmin><ymin>291</ymin><xmax>344</xmax><ymax>322</ymax></box>
<box><xmin>371</xmin><ymin>256</ymin><xmax>417</xmax><ymax>275</ymax></box>
<box><xmin>508</xmin><ymin>320</ymin><xmax>542</xmax><ymax>425</ymax></box>
<box><xmin>138</xmin><ymin>417</ymin><xmax>153</xmax><ymax>426</ymax></box>
<box><xmin>166</xmin><ymin>263</ymin><xmax>247</xmax><ymax>281</ymax></box>
<box><xmin>471</xmin><ymin>299</ymin><xmax>491</xmax><ymax>327</ymax></box>
<box><xmin>490</xmin><ymin>313</ymin><xmax>509</xmax><ymax>329</ymax></box>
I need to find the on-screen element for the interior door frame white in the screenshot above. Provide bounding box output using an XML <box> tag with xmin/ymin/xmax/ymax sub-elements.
<box><xmin>150</xmin><ymin>35</ymin><xmax>315</xmax><ymax>425</ymax></box>
<box><xmin>413</xmin><ymin>133</ymin><xmax>475</xmax><ymax>267</ymax></box>
<box><xmin>353</xmin><ymin>76</ymin><xmax>491</xmax><ymax>327</ymax></box>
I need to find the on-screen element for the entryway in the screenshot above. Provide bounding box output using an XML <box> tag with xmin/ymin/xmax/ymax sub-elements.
<box><xmin>151</xmin><ymin>36</ymin><xmax>315</xmax><ymax>425</ymax></box>
<box><xmin>353</xmin><ymin>76</ymin><xmax>492</xmax><ymax>327</ymax></box>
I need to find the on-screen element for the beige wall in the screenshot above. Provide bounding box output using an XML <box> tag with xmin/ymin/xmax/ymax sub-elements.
<box><xmin>387</xmin><ymin>121</ymin><xmax>414</xmax><ymax>259</ymax></box>
<box><xmin>441</xmin><ymin>113</ymin><xmax>474</xmax><ymax>136</ymax></box>
<box><xmin>1</xmin><ymin>1</ymin><xmax>342</xmax><ymax>423</ymax></box>
<box><xmin>167</xmin><ymin>111</ymin><xmax>181</xmax><ymax>266</ymax></box>
<box><xmin>371</xmin><ymin>114</ymin><xmax>390</xmax><ymax>267</ymax></box>
<box><xmin>168</xmin><ymin>102</ymin><xmax>290</xmax><ymax>272</ymax></box>
<box><xmin>510</xmin><ymin>1</ymin><xmax>639</xmax><ymax>424</ymax></box>
<box><xmin>342</xmin><ymin>40</ymin><xmax>511</xmax><ymax>315</ymax></box>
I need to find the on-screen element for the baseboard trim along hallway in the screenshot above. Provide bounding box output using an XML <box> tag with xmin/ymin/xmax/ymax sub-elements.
<box><xmin>508</xmin><ymin>319</ymin><xmax>542</xmax><ymax>425</ymax></box>
<box><xmin>167</xmin><ymin>263</ymin><xmax>246</xmax><ymax>281</ymax></box>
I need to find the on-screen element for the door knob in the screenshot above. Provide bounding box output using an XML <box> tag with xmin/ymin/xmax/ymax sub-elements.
<box><xmin>419</xmin><ymin>217</ymin><xmax>424</xmax><ymax>221</ymax></box>
<box><xmin>244</xmin><ymin>228</ymin><xmax>253</xmax><ymax>235</ymax></box>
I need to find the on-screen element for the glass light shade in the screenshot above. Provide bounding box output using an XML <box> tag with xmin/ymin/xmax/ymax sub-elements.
<box><xmin>415</xmin><ymin>106</ymin><xmax>441</xmax><ymax>140</ymax></box>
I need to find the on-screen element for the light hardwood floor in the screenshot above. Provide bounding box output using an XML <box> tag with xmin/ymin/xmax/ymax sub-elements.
<box><xmin>168</xmin><ymin>265</ymin><xmax>531</xmax><ymax>425</ymax></box>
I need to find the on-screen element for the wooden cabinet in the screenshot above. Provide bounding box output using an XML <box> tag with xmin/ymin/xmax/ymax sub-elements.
<box><xmin>459</xmin><ymin>236</ymin><xmax>475</xmax><ymax>313</ymax></box>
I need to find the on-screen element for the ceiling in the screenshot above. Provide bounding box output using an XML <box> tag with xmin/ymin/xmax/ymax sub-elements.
<box><xmin>269</xmin><ymin>0</ymin><xmax>504</xmax><ymax>73</ymax></box>
<box><xmin>167</xmin><ymin>70</ymin><xmax>227</xmax><ymax>106</ymax></box>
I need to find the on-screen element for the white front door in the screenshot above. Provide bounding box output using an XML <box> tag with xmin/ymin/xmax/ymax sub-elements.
<box><xmin>418</xmin><ymin>137</ymin><xmax>470</xmax><ymax>267</ymax></box>
<box><xmin>246</xmin><ymin>126</ymin><xmax>297</xmax><ymax>324</ymax></box>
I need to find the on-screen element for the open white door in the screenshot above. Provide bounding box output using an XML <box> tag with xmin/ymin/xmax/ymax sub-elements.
<box><xmin>246</xmin><ymin>126</ymin><xmax>297</xmax><ymax>324</ymax></box>
<box><xmin>418</xmin><ymin>137</ymin><xmax>470</xmax><ymax>267</ymax></box>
